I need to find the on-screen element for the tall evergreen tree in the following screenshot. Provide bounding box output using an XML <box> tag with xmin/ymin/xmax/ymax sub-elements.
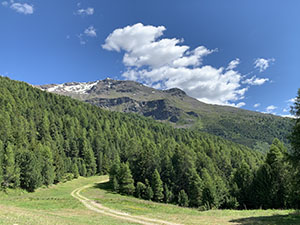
<box><xmin>231</xmin><ymin>161</ymin><xmax>253</xmax><ymax>209</ymax></box>
<box><xmin>0</xmin><ymin>141</ymin><xmax>3</xmax><ymax>188</ymax></box>
<box><xmin>178</xmin><ymin>190</ymin><xmax>189</xmax><ymax>207</ymax></box>
<box><xmin>201</xmin><ymin>168</ymin><xmax>217</xmax><ymax>209</ymax></box>
<box><xmin>39</xmin><ymin>145</ymin><xmax>55</xmax><ymax>186</ymax></box>
<box><xmin>151</xmin><ymin>169</ymin><xmax>164</xmax><ymax>202</ymax></box>
<box><xmin>109</xmin><ymin>160</ymin><xmax>120</xmax><ymax>191</ymax></box>
<box><xmin>290</xmin><ymin>88</ymin><xmax>300</xmax><ymax>161</ymax></box>
<box><xmin>118</xmin><ymin>163</ymin><xmax>135</xmax><ymax>195</ymax></box>
<box><xmin>145</xmin><ymin>179</ymin><xmax>154</xmax><ymax>200</ymax></box>
<box><xmin>2</xmin><ymin>143</ymin><xmax>19</xmax><ymax>188</ymax></box>
<box><xmin>81</xmin><ymin>139</ymin><xmax>97</xmax><ymax>176</ymax></box>
<box><xmin>135</xmin><ymin>182</ymin><xmax>146</xmax><ymax>198</ymax></box>
<box><xmin>251</xmin><ymin>139</ymin><xmax>291</xmax><ymax>209</ymax></box>
<box><xmin>18</xmin><ymin>150</ymin><xmax>42</xmax><ymax>192</ymax></box>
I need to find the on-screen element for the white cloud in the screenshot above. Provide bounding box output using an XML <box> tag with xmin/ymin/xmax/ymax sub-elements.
<box><xmin>288</xmin><ymin>98</ymin><xmax>296</xmax><ymax>103</ymax></box>
<box><xmin>84</xmin><ymin>26</ymin><xmax>97</xmax><ymax>37</ymax></box>
<box><xmin>76</xmin><ymin>7</ymin><xmax>94</xmax><ymax>16</ymax></box>
<box><xmin>78</xmin><ymin>26</ymin><xmax>97</xmax><ymax>44</ymax></box>
<box><xmin>279</xmin><ymin>114</ymin><xmax>296</xmax><ymax>118</ymax></box>
<box><xmin>265</xmin><ymin>105</ymin><xmax>277</xmax><ymax>113</ymax></box>
<box><xmin>1</xmin><ymin>1</ymin><xmax>8</xmax><ymax>6</ymax></box>
<box><xmin>254</xmin><ymin>103</ymin><xmax>260</xmax><ymax>108</ymax></box>
<box><xmin>10</xmin><ymin>2</ymin><xmax>34</xmax><ymax>14</ymax></box>
<box><xmin>254</xmin><ymin>58</ymin><xmax>275</xmax><ymax>72</ymax></box>
<box><xmin>2</xmin><ymin>1</ymin><xmax>34</xmax><ymax>14</ymax></box>
<box><xmin>236</xmin><ymin>102</ymin><xmax>246</xmax><ymax>108</ymax></box>
<box><xmin>242</xmin><ymin>76</ymin><xmax>269</xmax><ymax>86</ymax></box>
<box><xmin>103</xmin><ymin>23</ymin><xmax>268</xmax><ymax>106</ymax></box>
<box><xmin>227</xmin><ymin>58</ymin><xmax>240</xmax><ymax>70</ymax></box>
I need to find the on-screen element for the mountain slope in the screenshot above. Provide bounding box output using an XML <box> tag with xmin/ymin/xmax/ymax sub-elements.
<box><xmin>0</xmin><ymin>76</ymin><xmax>262</xmax><ymax>209</ymax></box>
<box><xmin>38</xmin><ymin>78</ymin><xmax>294</xmax><ymax>150</ymax></box>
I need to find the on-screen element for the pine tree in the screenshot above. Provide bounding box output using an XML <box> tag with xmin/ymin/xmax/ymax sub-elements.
<box><xmin>109</xmin><ymin>160</ymin><xmax>120</xmax><ymax>191</ymax></box>
<box><xmin>145</xmin><ymin>179</ymin><xmax>154</xmax><ymax>200</ymax></box>
<box><xmin>18</xmin><ymin>150</ymin><xmax>42</xmax><ymax>192</ymax></box>
<box><xmin>178</xmin><ymin>190</ymin><xmax>189</xmax><ymax>207</ymax></box>
<box><xmin>0</xmin><ymin>141</ymin><xmax>3</xmax><ymax>188</ymax></box>
<box><xmin>231</xmin><ymin>161</ymin><xmax>253</xmax><ymax>209</ymax></box>
<box><xmin>118</xmin><ymin>163</ymin><xmax>135</xmax><ymax>195</ymax></box>
<box><xmin>163</xmin><ymin>184</ymin><xmax>173</xmax><ymax>203</ymax></box>
<box><xmin>290</xmin><ymin>89</ymin><xmax>300</xmax><ymax>163</ymax></box>
<box><xmin>81</xmin><ymin>139</ymin><xmax>96</xmax><ymax>176</ymax></box>
<box><xmin>135</xmin><ymin>182</ymin><xmax>146</xmax><ymax>198</ymax></box>
<box><xmin>71</xmin><ymin>159</ymin><xmax>79</xmax><ymax>178</ymax></box>
<box><xmin>2</xmin><ymin>143</ymin><xmax>19</xmax><ymax>188</ymax></box>
<box><xmin>39</xmin><ymin>145</ymin><xmax>55</xmax><ymax>186</ymax></box>
<box><xmin>201</xmin><ymin>168</ymin><xmax>217</xmax><ymax>209</ymax></box>
<box><xmin>251</xmin><ymin>139</ymin><xmax>290</xmax><ymax>209</ymax></box>
<box><xmin>151</xmin><ymin>169</ymin><xmax>164</xmax><ymax>202</ymax></box>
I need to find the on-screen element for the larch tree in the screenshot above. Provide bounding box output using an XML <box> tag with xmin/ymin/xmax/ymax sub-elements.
<box><xmin>151</xmin><ymin>169</ymin><xmax>164</xmax><ymax>202</ymax></box>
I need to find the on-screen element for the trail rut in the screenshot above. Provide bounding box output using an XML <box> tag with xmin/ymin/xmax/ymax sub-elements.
<box><xmin>71</xmin><ymin>179</ymin><xmax>183</xmax><ymax>225</ymax></box>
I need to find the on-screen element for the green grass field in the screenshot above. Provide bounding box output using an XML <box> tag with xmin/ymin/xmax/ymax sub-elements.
<box><xmin>0</xmin><ymin>175</ymin><xmax>299</xmax><ymax>225</ymax></box>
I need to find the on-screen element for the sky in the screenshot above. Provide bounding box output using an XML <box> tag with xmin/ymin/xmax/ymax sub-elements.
<box><xmin>0</xmin><ymin>0</ymin><xmax>299</xmax><ymax>116</ymax></box>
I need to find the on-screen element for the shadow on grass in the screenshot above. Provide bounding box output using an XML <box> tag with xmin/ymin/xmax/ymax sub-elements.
<box><xmin>93</xmin><ymin>181</ymin><xmax>116</xmax><ymax>194</ymax></box>
<box><xmin>230</xmin><ymin>211</ymin><xmax>300</xmax><ymax>225</ymax></box>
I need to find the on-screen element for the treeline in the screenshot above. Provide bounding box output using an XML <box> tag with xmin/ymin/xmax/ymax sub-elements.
<box><xmin>109</xmin><ymin>138</ymin><xmax>300</xmax><ymax>209</ymax></box>
<box><xmin>0</xmin><ymin>77</ymin><xmax>260</xmax><ymax>202</ymax></box>
<box><xmin>109</xmin><ymin>89</ymin><xmax>300</xmax><ymax>209</ymax></box>
<box><xmin>0</xmin><ymin>76</ymin><xmax>299</xmax><ymax>210</ymax></box>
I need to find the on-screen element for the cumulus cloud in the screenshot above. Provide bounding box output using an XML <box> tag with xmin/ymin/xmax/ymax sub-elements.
<box><xmin>236</xmin><ymin>102</ymin><xmax>246</xmax><ymax>108</ymax></box>
<box><xmin>10</xmin><ymin>2</ymin><xmax>34</xmax><ymax>14</ymax></box>
<box><xmin>254</xmin><ymin>58</ymin><xmax>275</xmax><ymax>72</ymax></box>
<box><xmin>76</xmin><ymin>7</ymin><xmax>94</xmax><ymax>16</ymax></box>
<box><xmin>254</xmin><ymin>103</ymin><xmax>260</xmax><ymax>108</ymax></box>
<box><xmin>242</xmin><ymin>76</ymin><xmax>269</xmax><ymax>86</ymax></box>
<box><xmin>2</xmin><ymin>1</ymin><xmax>34</xmax><ymax>14</ymax></box>
<box><xmin>84</xmin><ymin>26</ymin><xmax>97</xmax><ymax>37</ymax></box>
<box><xmin>265</xmin><ymin>105</ymin><xmax>277</xmax><ymax>114</ymax></box>
<box><xmin>227</xmin><ymin>58</ymin><xmax>240</xmax><ymax>70</ymax></box>
<box><xmin>103</xmin><ymin>23</ymin><xmax>268</xmax><ymax>106</ymax></box>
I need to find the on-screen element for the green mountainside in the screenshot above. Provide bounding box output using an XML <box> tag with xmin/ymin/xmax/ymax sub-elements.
<box><xmin>0</xmin><ymin>76</ymin><xmax>263</xmax><ymax>208</ymax></box>
<box><xmin>38</xmin><ymin>79</ymin><xmax>294</xmax><ymax>150</ymax></box>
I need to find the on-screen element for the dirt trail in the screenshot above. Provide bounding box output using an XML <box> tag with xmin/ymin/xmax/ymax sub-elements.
<box><xmin>71</xmin><ymin>179</ymin><xmax>183</xmax><ymax>225</ymax></box>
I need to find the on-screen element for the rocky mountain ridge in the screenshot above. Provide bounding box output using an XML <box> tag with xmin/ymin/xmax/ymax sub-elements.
<box><xmin>37</xmin><ymin>78</ymin><xmax>294</xmax><ymax>151</ymax></box>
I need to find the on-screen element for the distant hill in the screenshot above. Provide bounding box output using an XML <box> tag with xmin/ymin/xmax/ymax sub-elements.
<box><xmin>38</xmin><ymin>78</ymin><xmax>294</xmax><ymax>151</ymax></box>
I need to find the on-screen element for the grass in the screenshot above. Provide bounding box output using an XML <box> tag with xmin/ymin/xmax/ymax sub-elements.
<box><xmin>0</xmin><ymin>176</ymin><xmax>138</xmax><ymax>225</ymax></box>
<box><xmin>0</xmin><ymin>175</ymin><xmax>299</xmax><ymax>225</ymax></box>
<box><xmin>83</xmin><ymin>177</ymin><xmax>300</xmax><ymax>225</ymax></box>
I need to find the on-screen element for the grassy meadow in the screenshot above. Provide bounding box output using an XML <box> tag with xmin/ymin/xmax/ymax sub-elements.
<box><xmin>0</xmin><ymin>175</ymin><xmax>299</xmax><ymax>225</ymax></box>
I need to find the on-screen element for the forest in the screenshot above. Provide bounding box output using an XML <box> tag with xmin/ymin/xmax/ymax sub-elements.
<box><xmin>0</xmin><ymin>76</ymin><xmax>299</xmax><ymax>210</ymax></box>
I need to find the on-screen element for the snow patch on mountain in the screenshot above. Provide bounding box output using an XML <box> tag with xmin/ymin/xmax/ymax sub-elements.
<box><xmin>46</xmin><ymin>81</ymin><xmax>99</xmax><ymax>94</ymax></box>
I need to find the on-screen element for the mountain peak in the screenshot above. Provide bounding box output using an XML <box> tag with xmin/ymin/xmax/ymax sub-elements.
<box><xmin>164</xmin><ymin>88</ymin><xmax>186</xmax><ymax>96</ymax></box>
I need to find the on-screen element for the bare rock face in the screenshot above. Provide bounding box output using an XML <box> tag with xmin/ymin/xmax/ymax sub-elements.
<box><xmin>37</xmin><ymin>79</ymin><xmax>191</xmax><ymax>124</ymax></box>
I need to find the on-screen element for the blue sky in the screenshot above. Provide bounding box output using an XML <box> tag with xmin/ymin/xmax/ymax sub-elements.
<box><xmin>0</xmin><ymin>0</ymin><xmax>299</xmax><ymax>116</ymax></box>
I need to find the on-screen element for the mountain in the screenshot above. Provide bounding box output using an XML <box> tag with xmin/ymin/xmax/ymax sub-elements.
<box><xmin>38</xmin><ymin>78</ymin><xmax>294</xmax><ymax>151</ymax></box>
<box><xmin>0</xmin><ymin>76</ymin><xmax>263</xmax><ymax>209</ymax></box>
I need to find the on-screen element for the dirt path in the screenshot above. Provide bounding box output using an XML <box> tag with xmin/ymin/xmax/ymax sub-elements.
<box><xmin>71</xmin><ymin>179</ymin><xmax>183</xmax><ymax>225</ymax></box>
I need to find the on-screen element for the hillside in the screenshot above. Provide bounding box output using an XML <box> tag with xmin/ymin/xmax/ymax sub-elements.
<box><xmin>0</xmin><ymin>76</ymin><xmax>262</xmax><ymax>209</ymax></box>
<box><xmin>38</xmin><ymin>78</ymin><xmax>294</xmax><ymax>150</ymax></box>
